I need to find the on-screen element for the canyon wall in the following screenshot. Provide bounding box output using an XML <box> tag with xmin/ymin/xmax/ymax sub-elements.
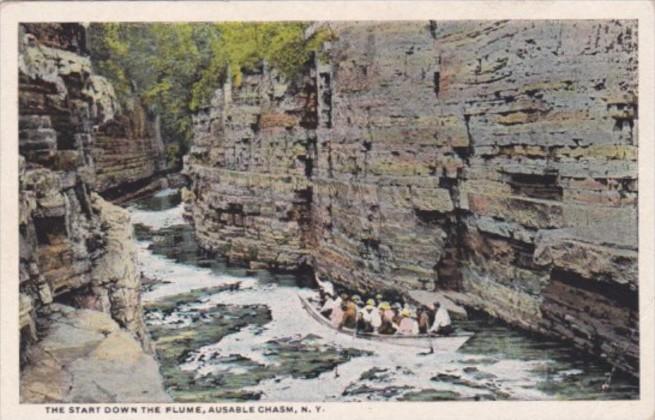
<box><xmin>185</xmin><ymin>66</ymin><xmax>316</xmax><ymax>271</ymax></box>
<box><xmin>185</xmin><ymin>20</ymin><xmax>639</xmax><ymax>376</ymax></box>
<box><xmin>93</xmin><ymin>99</ymin><xmax>166</xmax><ymax>199</ymax></box>
<box><xmin>18</xmin><ymin>23</ymin><xmax>168</xmax><ymax>401</ymax></box>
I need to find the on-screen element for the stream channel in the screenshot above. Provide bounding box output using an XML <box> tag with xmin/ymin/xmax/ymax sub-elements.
<box><xmin>127</xmin><ymin>188</ymin><xmax>638</xmax><ymax>402</ymax></box>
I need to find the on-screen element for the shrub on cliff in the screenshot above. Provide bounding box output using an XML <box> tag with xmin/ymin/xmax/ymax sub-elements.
<box><xmin>190</xmin><ymin>23</ymin><xmax>333</xmax><ymax>111</ymax></box>
<box><xmin>88</xmin><ymin>22</ymin><xmax>332</xmax><ymax>162</ymax></box>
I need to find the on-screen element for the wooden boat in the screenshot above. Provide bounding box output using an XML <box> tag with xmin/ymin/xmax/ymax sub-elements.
<box><xmin>298</xmin><ymin>295</ymin><xmax>473</xmax><ymax>352</ymax></box>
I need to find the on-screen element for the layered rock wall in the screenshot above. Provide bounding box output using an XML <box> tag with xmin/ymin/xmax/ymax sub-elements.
<box><xmin>18</xmin><ymin>23</ymin><xmax>162</xmax><ymax>399</ymax></box>
<box><xmin>185</xmin><ymin>66</ymin><xmax>316</xmax><ymax>271</ymax></box>
<box><xmin>185</xmin><ymin>20</ymin><xmax>639</xmax><ymax>376</ymax></box>
<box><xmin>93</xmin><ymin>99</ymin><xmax>166</xmax><ymax>198</ymax></box>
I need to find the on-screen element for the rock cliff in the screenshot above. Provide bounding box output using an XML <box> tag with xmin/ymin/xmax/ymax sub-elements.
<box><xmin>93</xmin><ymin>99</ymin><xmax>167</xmax><ymax>200</ymax></box>
<box><xmin>19</xmin><ymin>23</ymin><xmax>166</xmax><ymax>401</ymax></box>
<box><xmin>184</xmin><ymin>21</ymin><xmax>639</xmax><ymax>376</ymax></box>
<box><xmin>185</xmin><ymin>65</ymin><xmax>316</xmax><ymax>272</ymax></box>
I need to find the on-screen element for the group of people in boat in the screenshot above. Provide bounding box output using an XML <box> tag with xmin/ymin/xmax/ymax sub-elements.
<box><xmin>318</xmin><ymin>291</ymin><xmax>454</xmax><ymax>337</ymax></box>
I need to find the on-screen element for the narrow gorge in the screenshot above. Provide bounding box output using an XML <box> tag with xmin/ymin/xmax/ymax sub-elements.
<box><xmin>17</xmin><ymin>20</ymin><xmax>639</xmax><ymax>403</ymax></box>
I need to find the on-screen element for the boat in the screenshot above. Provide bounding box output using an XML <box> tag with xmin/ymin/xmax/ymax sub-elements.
<box><xmin>298</xmin><ymin>294</ymin><xmax>474</xmax><ymax>352</ymax></box>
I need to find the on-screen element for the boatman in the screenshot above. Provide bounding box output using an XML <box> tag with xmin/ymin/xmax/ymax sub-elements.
<box><xmin>320</xmin><ymin>292</ymin><xmax>342</xmax><ymax>318</ymax></box>
<box><xmin>429</xmin><ymin>301</ymin><xmax>453</xmax><ymax>336</ymax></box>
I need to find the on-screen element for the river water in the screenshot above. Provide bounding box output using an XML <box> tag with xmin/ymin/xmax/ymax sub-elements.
<box><xmin>127</xmin><ymin>189</ymin><xmax>638</xmax><ymax>402</ymax></box>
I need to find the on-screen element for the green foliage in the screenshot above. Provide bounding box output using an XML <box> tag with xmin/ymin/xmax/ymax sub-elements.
<box><xmin>189</xmin><ymin>23</ymin><xmax>333</xmax><ymax>110</ymax></box>
<box><xmin>88</xmin><ymin>22</ymin><xmax>333</xmax><ymax>160</ymax></box>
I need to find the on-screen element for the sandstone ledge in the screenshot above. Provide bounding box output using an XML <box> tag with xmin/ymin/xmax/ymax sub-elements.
<box><xmin>20</xmin><ymin>304</ymin><xmax>171</xmax><ymax>403</ymax></box>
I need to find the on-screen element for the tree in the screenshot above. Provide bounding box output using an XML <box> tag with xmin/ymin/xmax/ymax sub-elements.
<box><xmin>88</xmin><ymin>22</ymin><xmax>332</xmax><ymax>162</ymax></box>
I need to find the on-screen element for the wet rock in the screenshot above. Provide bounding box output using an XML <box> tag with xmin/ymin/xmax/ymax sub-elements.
<box><xmin>263</xmin><ymin>337</ymin><xmax>371</xmax><ymax>380</ymax></box>
<box><xmin>431</xmin><ymin>373</ymin><xmax>461</xmax><ymax>382</ymax></box>
<box><xmin>359</xmin><ymin>367</ymin><xmax>390</xmax><ymax>381</ymax></box>
<box><xmin>146</xmin><ymin>300</ymin><xmax>272</xmax><ymax>401</ymax></box>
<box><xmin>399</xmin><ymin>389</ymin><xmax>462</xmax><ymax>401</ymax></box>
<box><xmin>145</xmin><ymin>284</ymin><xmax>243</xmax><ymax>314</ymax></box>
<box><xmin>458</xmin><ymin>357</ymin><xmax>499</xmax><ymax>365</ymax></box>
<box><xmin>342</xmin><ymin>384</ymin><xmax>413</xmax><ymax>399</ymax></box>
<box><xmin>431</xmin><ymin>370</ymin><xmax>512</xmax><ymax>400</ymax></box>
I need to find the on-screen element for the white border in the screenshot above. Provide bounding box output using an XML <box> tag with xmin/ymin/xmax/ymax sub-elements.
<box><xmin>1</xmin><ymin>2</ymin><xmax>654</xmax><ymax>419</ymax></box>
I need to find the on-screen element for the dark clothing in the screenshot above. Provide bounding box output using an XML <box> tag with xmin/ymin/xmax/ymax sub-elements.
<box><xmin>357</xmin><ymin>317</ymin><xmax>373</xmax><ymax>333</ymax></box>
<box><xmin>418</xmin><ymin>310</ymin><xmax>431</xmax><ymax>334</ymax></box>
<box><xmin>432</xmin><ymin>324</ymin><xmax>454</xmax><ymax>336</ymax></box>
<box><xmin>378</xmin><ymin>319</ymin><xmax>397</xmax><ymax>335</ymax></box>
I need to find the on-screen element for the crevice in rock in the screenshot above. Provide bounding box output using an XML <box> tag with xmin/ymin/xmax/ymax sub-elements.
<box><xmin>549</xmin><ymin>268</ymin><xmax>637</xmax><ymax>311</ymax></box>
<box><xmin>506</xmin><ymin>173</ymin><xmax>563</xmax><ymax>201</ymax></box>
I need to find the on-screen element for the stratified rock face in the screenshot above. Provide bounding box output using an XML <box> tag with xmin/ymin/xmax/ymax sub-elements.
<box><xmin>93</xmin><ymin>98</ymin><xmax>166</xmax><ymax>197</ymax></box>
<box><xmin>18</xmin><ymin>23</ymin><xmax>159</xmax><ymax>397</ymax></box>
<box><xmin>430</xmin><ymin>20</ymin><xmax>638</xmax><ymax>376</ymax></box>
<box><xmin>20</xmin><ymin>23</ymin><xmax>88</xmax><ymax>54</ymax></box>
<box><xmin>18</xmin><ymin>24</ymin><xmax>166</xmax><ymax>200</ymax></box>
<box><xmin>184</xmin><ymin>66</ymin><xmax>316</xmax><ymax>271</ymax></box>
<box><xmin>185</xmin><ymin>21</ymin><xmax>638</xmax><ymax>376</ymax></box>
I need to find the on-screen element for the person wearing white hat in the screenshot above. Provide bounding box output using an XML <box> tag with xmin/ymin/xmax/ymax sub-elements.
<box><xmin>397</xmin><ymin>309</ymin><xmax>419</xmax><ymax>335</ymax></box>
<box><xmin>361</xmin><ymin>299</ymin><xmax>382</xmax><ymax>332</ymax></box>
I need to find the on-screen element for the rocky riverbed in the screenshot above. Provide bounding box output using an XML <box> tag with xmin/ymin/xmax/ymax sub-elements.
<box><xmin>129</xmin><ymin>189</ymin><xmax>638</xmax><ymax>402</ymax></box>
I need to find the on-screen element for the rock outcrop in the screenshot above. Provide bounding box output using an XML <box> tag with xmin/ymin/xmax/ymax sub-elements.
<box><xmin>19</xmin><ymin>23</ymin><xmax>165</xmax><ymax>401</ymax></box>
<box><xmin>184</xmin><ymin>21</ymin><xmax>639</xmax><ymax>376</ymax></box>
<box><xmin>20</xmin><ymin>304</ymin><xmax>170</xmax><ymax>403</ymax></box>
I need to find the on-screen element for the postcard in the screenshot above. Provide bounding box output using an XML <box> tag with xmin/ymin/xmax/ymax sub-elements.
<box><xmin>1</xmin><ymin>1</ymin><xmax>654</xmax><ymax>419</ymax></box>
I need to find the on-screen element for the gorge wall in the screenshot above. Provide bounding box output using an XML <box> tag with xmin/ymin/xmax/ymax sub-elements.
<box><xmin>92</xmin><ymin>99</ymin><xmax>166</xmax><ymax>200</ymax></box>
<box><xmin>18</xmin><ymin>23</ymin><xmax>169</xmax><ymax>402</ymax></box>
<box><xmin>184</xmin><ymin>21</ymin><xmax>639</xmax><ymax>376</ymax></box>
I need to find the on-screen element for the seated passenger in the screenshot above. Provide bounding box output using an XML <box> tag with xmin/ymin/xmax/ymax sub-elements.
<box><xmin>330</xmin><ymin>297</ymin><xmax>345</xmax><ymax>328</ymax></box>
<box><xmin>360</xmin><ymin>299</ymin><xmax>382</xmax><ymax>333</ymax></box>
<box><xmin>397</xmin><ymin>309</ymin><xmax>419</xmax><ymax>335</ymax></box>
<box><xmin>417</xmin><ymin>305</ymin><xmax>432</xmax><ymax>334</ymax></box>
<box><xmin>377</xmin><ymin>302</ymin><xmax>396</xmax><ymax>335</ymax></box>
<box><xmin>339</xmin><ymin>297</ymin><xmax>358</xmax><ymax>330</ymax></box>
<box><xmin>391</xmin><ymin>302</ymin><xmax>403</xmax><ymax>325</ymax></box>
<box><xmin>429</xmin><ymin>302</ymin><xmax>453</xmax><ymax>335</ymax></box>
<box><xmin>379</xmin><ymin>302</ymin><xmax>394</xmax><ymax>322</ymax></box>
